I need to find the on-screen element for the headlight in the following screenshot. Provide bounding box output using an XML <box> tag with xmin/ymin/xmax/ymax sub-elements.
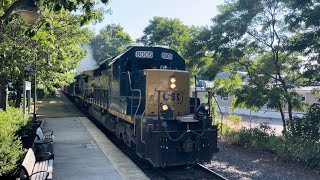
<box><xmin>170</xmin><ymin>83</ymin><xmax>176</xmax><ymax>89</ymax></box>
<box><xmin>170</xmin><ymin>77</ymin><xmax>176</xmax><ymax>83</ymax></box>
<box><xmin>204</xmin><ymin>104</ymin><xmax>209</xmax><ymax>110</ymax></box>
<box><xmin>161</xmin><ymin>104</ymin><xmax>169</xmax><ymax>111</ymax></box>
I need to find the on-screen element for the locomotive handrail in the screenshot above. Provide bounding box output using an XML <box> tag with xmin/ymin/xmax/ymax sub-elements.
<box><xmin>127</xmin><ymin>71</ymin><xmax>142</xmax><ymax>136</ymax></box>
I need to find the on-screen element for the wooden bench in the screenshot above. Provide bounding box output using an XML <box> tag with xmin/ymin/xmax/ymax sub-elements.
<box><xmin>20</xmin><ymin>148</ymin><xmax>54</xmax><ymax>180</ymax></box>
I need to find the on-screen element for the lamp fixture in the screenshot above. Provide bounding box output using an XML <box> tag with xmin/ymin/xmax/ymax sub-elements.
<box><xmin>15</xmin><ymin>0</ymin><xmax>41</xmax><ymax>25</ymax></box>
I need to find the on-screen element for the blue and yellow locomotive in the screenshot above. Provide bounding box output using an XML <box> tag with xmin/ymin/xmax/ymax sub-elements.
<box><xmin>65</xmin><ymin>46</ymin><xmax>218</xmax><ymax>167</ymax></box>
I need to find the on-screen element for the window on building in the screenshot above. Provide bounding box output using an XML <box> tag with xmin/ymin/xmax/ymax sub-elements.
<box><xmin>298</xmin><ymin>94</ymin><xmax>306</xmax><ymax>102</ymax></box>
<box><xmin>221</xmin><ymin>93</ymin><xmax>229</xmax><ymax>102</ymax></box>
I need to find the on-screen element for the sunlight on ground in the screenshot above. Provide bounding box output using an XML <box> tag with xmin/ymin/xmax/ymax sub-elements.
<box><xmin>48</xmin><ymin>100</ymin><xmax>63</xmax><ymax>104</ymax></box>
<box><xmin>35</xmin><ymin>95</ymin><xmax>84</xmax><ymax>118</ymax></box>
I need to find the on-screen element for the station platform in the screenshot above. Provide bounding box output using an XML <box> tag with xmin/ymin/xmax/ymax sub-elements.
<box><xmin>38</xmin><ymin>94</ymin><xmax>148</xmax><ymax>180</ymax></box>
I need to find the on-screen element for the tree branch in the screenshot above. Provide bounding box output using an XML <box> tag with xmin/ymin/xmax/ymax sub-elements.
<box><xmin>0</xmin><ymin>0</ymin><xmax>23</xmax><ymax>33</ymax></box>
<box><xmin>236</xmin><ymin>60</ymin><xmax>259</xmax><ymax>86</ymax></box>
<box><xmin>247</xmin><ymin>31</ymin><xmax>272</xmax><ymax>48</ymax></box>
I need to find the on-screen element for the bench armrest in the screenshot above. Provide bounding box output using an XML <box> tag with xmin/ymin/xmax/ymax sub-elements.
<box><xmin>43</xmin><ymin>130</ymin><xmax>54</xmax><ymax>136</ymax></box>
<box><xmin>30</xmin><ymin>171</ymin><xmax>49</xmax><ymax>179</ymax></box>
<box><xmin>44</xmin><ymin>134</ymin><xmax>55</xmax><ymax>140</ymax></box>
<box><xmin>34</xmin><ymin>139</ymin><xmax>54</xmax><ymax>144</ymax></box>
<box><xmin>37</xmin><ymin>152</ymin><xmax>54</xmax><ymax>161</ymax></box>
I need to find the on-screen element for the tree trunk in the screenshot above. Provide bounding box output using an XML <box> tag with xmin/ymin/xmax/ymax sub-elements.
<box><xmin>287</xmin><ymin>100</ymin><xmax>293</xmax><ymax>120</ymax></box>
<box><xmin>0</xmin><ymin>78</ymin><xmax>8</xmax><ymax>111</ymax></box>
<box><xmin>287</xmin><ymin>98</ymin><xmax>294</xmax><ymax>132</ymax></box>
<box><xmin>15</xmin><ymin>85</ymin><xmax>22</xmax><ymax>108</ymax></box>
<box><xmin>278</xmin><ymin>101</ymin><xmax>286</xmax><ymax>133</ymax></box>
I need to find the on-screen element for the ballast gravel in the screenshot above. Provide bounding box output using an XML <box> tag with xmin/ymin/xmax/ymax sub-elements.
<box><xmin>205</xmin><ymin>139</ymin><xmax>319</xmax><ymax>180</ymax></box>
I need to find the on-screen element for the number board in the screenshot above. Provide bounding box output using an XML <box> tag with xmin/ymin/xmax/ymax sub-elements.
<box><xmin>135</xmin><ymin>51</ymin><xmax>153</xmax><ymax>58</ymax></box>
<box><xmin>161</xmin><ymin>52</ymin><xmax>173</xmax><ymax>60</ymax></box>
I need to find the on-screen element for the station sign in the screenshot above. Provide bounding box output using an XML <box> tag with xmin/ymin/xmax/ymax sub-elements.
<box><xmin>24</xmin><ymin>81</ymin><xmax>31</xmax><ymax>90</ymax></box>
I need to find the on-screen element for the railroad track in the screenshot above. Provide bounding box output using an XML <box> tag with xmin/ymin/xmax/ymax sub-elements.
<box><xmin>155</xmin><ymin>163</ymin><xmax>227</xmax><ymax>180</ymax></box>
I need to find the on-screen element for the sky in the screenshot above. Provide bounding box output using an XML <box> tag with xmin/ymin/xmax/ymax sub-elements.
<box><xmin>89</xmin><ymin>0</ymin><xmax>224</xmax><ymax>40</ymax></box>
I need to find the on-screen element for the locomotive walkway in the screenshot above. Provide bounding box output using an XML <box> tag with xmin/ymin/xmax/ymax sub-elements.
<box><xmin>36</xmin><ymin>91</ymin><xmax>148</xmax><ymax>180</ymax></box>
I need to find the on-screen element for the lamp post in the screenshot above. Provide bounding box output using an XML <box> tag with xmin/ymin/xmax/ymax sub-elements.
<box><xmin>26</xmin><ymin>54</ymin><xmax>52</xmax><ymax>120</ymax></box>
<box><xmin>15</xmin><ymin>0</ymin><xmax>41</xmax><ymax>119</ymax></box>
<box><xmin>33</xmin><ymin>54</ymin><xmax>37</xmax><ymax>120</ymax></box>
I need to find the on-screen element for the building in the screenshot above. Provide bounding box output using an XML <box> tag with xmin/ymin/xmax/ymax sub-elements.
<box><xmin>191</xmin><ymin>72</ymin><xmax>320</xmax><ymax>119</ymax></box>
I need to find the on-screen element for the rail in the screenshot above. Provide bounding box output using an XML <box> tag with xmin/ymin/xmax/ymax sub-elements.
<box><xmin>196</xmin><ymin>163</ymin><xmax>228</xmax><ymax>180</ymax></box>
<box><xmin>154</xmin><ymin>163</ymin><xmax>228</xmax><ymax>180</ymax></box>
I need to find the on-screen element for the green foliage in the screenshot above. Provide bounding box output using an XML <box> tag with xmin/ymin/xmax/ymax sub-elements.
<box><xmin>0</xmin><ymin>0</ymin><xmax>110</xmax><ymax>110</ymax></box>
<box><xmin>0</xmin><ymin>9</ymin><xmax>92</xmax><ymax>95</ymax></box>
<box><xmin>284</xmin><ymin>0</ymin><xmax>320</xmax><ymax>84</ymax></box>
<box><xmin>206</xmin><ymin>0</ymin><xmax>313</xmax><ymax>131</ymax></box>
<box><xmin>214</xmin><ymin>72</ymin><xmax>243</xmax><ymax>96</ymax></box>
<box><xmin>231</xmin><ymin>123</ymin><xmax>274</xmax><ymax>148</ymax></box>
<box><xmin>90</xmin><ymin>24</ymin><xmax>133</xmax><ymax>63</ymax></box>
<box><xmin>8</xmin><ymin>100</ymin><xmax>15</xmax><ymax>107</ymax></box>
<box><xmin>139</xmin><ymin>17</ymin><xmax>190</xmax><ymax>54</ymax></box>
<box><xmin>0</xmin><ymin>107</ymin><xmax>28</xmax><ymax>176</ymax></box>
<box><xmin>287</xmin><ymin>100</ymin><xmax>320</xmax><ymax>142</ymax></box>
<box><xmin>228</xmin><ymin>114</ymin><xmax>242</xmax><ymax>127</ymax></box>
<box><xmin>183</xmin><ymin>27</ymin><xmax>213</xmax><ymax>76</ymax></box>
<box><xmin>228</xmin><ymin>124</ymin><xmax>320</xmax><ymax>169</ymax></box>
<box><xmin>218</xmin><ymin>122</ymin><xmax>233</xmax><ymax>137</ymax></box>
<box><xmin>139</xmin><ymin>17</ymin><xmax>213</xmax><ymax>76</ymax></box>
<box><xmin>0</xmin><ymin>0</ymin><xmax>109</xmax><ymax>26</ymax></box>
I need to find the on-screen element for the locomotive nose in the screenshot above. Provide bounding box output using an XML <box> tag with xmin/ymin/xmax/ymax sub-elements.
<box><xmin>145</xmin><ymin>69</ymin><xmax>190</xmax><ymax>117</ymax></box>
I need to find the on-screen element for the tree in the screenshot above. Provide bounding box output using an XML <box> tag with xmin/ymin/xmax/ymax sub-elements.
<box><xmin>207</xmin><ymin>0</ymin><xmax>309</xmax><ymax>132</ymax></box>
<box><xmin>90</xmin><ymin>24</ymin><xmax>133</xmax><ymax>63</ymax></box>
<box><xmin>284</xmin><ymin>0</ymin><xmax>320</xmax><ymax>85</ymax></box>
<box><xmin>1</xmin><ymin>9</ymin><xmax>91</xmax><ymax>106</ymax></box>
<box><xmin>139</xmin><ymin>17</ymin><xmax>214</xmax><ymax>76</ymax></box>
<box><xmin>183</xmin><ymin>26</ymin><xmax>213</xmax><ymax>76</ymax></box>
<box><xmin>139</xmin><ymin>17</ymin><xmax>190</xmax><ymax>55</ymax></box>
<box><xmin>0</xmin><ymin>0</ymin><xmax>109</xmax><ymax>110</ymax></box>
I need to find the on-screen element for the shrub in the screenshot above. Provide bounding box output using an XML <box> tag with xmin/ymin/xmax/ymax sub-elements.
<box><xmin>218</xmin><ymin>122</ymin><xmax>233</xmax><ymax>137</ymax></box>
<box><xmin>228</xmin><ymin>123</ymin><xmax>320</xmax><ymax>169</ymax></box>
<box><xmin>231</xmin><ymin>126</ymin><xmax>270</xmax><ymax>148</ymax></box>
<box><xmin>0</xmin><ymin>107</ymin><xmax>28</xmax><ymax>176</ymax></box>
<box><xmin>228</xmin><ymin>114</ymin><xmax>242</xmax><ymax>128</ymax></box>
<box><xmin>287</xmin><ymin>100</ymin><xmax>320</xmax><ymax>142</ymax></box>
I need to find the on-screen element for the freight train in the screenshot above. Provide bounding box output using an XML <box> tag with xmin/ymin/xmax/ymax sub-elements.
<box><xmin>63</xmin><ymin>46</ymin><xmax>219</xmax><ymax>167</ymax></box>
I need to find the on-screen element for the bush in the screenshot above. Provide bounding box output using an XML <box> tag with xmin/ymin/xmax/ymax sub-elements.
<box><xmin>218</xmin><ymin>122</ymin><xmax>233</xmax><ymax>137</ymax></box>
<box><xmin>228</xmin><ymin>124</ymin><xmax>320</xmax><ymax>169</ymax></box>
<box><xmin>228</xmin><ymin>114</ymin><xmax>242</xmax><ymax>128</ymax></box>
<box><xmin>287</xmin><ymin>100</ymin><xmax>320</xmax><ymax>142</ymax></box>
<box><xmin>0</xmin><ymin>107</ymin><xmax>28</xmax><ymax>176</ymax></box>
<box><xmin>231</xmin><ymin>125</ymin><xmax>270</xmax><ymax>148</ymax></box>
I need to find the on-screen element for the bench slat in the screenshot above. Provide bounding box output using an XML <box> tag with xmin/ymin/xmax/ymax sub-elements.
<box><xmin>22</xmin><ymin>149</ymin><xmax>36</xmax><ymax>177</ymax></box>
<box><xmin>47</xmin><ymin>159</ymin><xmax>53</xmax><ymax>179</ymax></box>
<box><xmin>33</xmin><ymin>161</ymin><xmax>47</xmax><ymax>180</ymax></box>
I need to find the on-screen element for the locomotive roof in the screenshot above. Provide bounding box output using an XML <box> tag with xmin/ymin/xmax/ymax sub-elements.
<box><xmin>99</xmin><ymin>46</ymin><xmax>185</xmax><ymax>67</ymax></box>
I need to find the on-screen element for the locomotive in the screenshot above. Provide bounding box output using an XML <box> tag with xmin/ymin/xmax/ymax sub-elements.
<box><xmin>64</xmin><ymin>46</ymin><xmax>219</xmax><ymax>167</ymax></box>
